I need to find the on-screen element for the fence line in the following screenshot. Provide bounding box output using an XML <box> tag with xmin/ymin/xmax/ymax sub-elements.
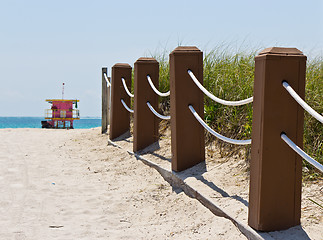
<box><xmin>188</xmin><ymin>70</ymin><xmax>253</xmax><ymax>106</ymax></box>
<box><xmin>282</xmin><ymin>81</ymin><xmax>323</xmax><ymax>123</ymax></box>
<box><xmin>281</xmin><ymin>133</ymin><xmax>323</xmax><ymax>172</ymax></box>
<box><xmin>122</xmin><ymin>77</ymin><xmax>134</xmax><ymax>98</ymax></box>
<box><xmin>147</xmin><ymin>75</ymin><xmax>170</xmax><ymax>97</ymax></box>
<box><xmin>147</xmin><ymin>101</ymin><xmax>171</xmax><ymax>120</ymax></box>
<box><xmin>104</xmin><ymin>46</ymin><xmax>321</xmax><ymax>232</ymax></box>
<box><xmin>189</xmin><ymin>105</ymin><xmax>252</xmax><ymax>145</ymax></box>
<box><xmin>121</xmin><ymin>98</ymin><xmax>134</xmax><ymax>113</ymax></box>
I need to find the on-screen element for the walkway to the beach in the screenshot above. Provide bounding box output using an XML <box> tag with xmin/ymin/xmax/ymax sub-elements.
<box><xmin>0</xmin><ymin>128</ymin><xmax>246</xmax><ymax>239</ymax></box>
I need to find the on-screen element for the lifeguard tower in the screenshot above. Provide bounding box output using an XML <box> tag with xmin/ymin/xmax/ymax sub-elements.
<box><xmin>41</xmin><ymin>83</ymin><xmax>80</xmax><ymax>129</ymax></box>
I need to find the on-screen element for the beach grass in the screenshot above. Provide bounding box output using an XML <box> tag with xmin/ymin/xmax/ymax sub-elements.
<box><xmin>154</xmin><ymin>47</ymin><xmax>322</xmax><ymax>179</ymax></box>
<box><xmin>303</xmin><ymin>56</ymin><xmax>323</xmax><ymax>180</ymax></box>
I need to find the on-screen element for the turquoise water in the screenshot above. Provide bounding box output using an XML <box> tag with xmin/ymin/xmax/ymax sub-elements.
<box><xmin>0</xmin><ymin>117</ymin><xmax>101</xmax><ymax>129</ymax></box>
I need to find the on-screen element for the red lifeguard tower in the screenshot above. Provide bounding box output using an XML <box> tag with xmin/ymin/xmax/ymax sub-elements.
<box><xmin>41</xmin><ymin>83</ymin><xmax>80</xmax><ymax>129</ymax></box>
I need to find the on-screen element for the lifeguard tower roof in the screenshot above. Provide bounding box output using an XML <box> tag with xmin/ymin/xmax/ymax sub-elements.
<box><xmin>46</xmin><ymin>99</ymin><xmax>79</xmax><ymax>104</ymax></box>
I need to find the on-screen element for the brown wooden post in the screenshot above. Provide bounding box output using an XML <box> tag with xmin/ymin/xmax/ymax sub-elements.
<box><xmin>101</xmin><ymin>67</ymin><xmax>108</xmax><ymax>134</ymax></box>
<box><xmin>248</xmin><ymin>47</ymin><xmax>307</xmax><ymax>231</ymax></box>
<box><xmin>169</xmin><ymin>46</ymin><xmax>205</xmax><ymax>172</ymax></box>
<box><xmin>133</xmin><ymin>58</ymin><xmax>159</xmax><ymax>152</ymax></box>
<box><xmin>109</xmin><ymin>63</ymin><xmax>132</xmax><ymax>140</ymax></box>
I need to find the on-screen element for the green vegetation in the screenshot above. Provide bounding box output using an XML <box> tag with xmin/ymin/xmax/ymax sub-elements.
<box><xmin>303</xmin><ymin>57</ymin><xmax>323</xmax><ymax>180</ymax></box>
<box><xmin>155</xmin><ymin>48</ymin><xmax>322</xmax><ymax>180</ymax></box>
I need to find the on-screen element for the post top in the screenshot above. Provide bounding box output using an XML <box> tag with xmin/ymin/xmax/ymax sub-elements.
<box><xmin>171</xmin><ymin>46</ymin><xmax>201</xmax><ymax>54</ymax></box>
<box><xmin>135</xmin><ymin>57</ymin><xmax>158</xmax><ymax>63</ymax></box>
<box><xmin>258</xmin><ymin>47</ymin><xmax>304</xmax><ymax>56</ymax></box>
<box><xmin>112</xmin><ymin>63</ymin><xmax>132</xmax><ymax>68</ymax></box>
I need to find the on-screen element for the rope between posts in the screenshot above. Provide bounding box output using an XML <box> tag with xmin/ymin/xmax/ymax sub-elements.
<box><xmin>146</xmin><ymin>101</ymin><xmax>171</xmax><ymax>120</ymax></box>
<box><xmin>187</xmin><ymin>70</ymin><xmax>253</xmax><ymax>106</ymax></box>
<box><xmin>121</xmin><ymin>77</ymin><xmax>134</xmax><ymax>98</ymax></box>
<box><xmin>188</xmin><ymin>105</ymin><xmax>252</xmax><ymax>145</ymax></box>
<box><xmin>103</xmin><ymin>73</ymin><xmax>111</xmax><ymax>87</ymax></box>
<box><xmin>147</xmin><ymin>75</ymin><xmax>170</xmax><ymax>97</ymax></box>
<box><xmin>283</xmin><ymin>81</ymin><xmax>323</xmax><ymax>124</ymax></box>
<box><xmin>281</xmin><ymin>133</ymin><xmax>323</xmax><ymax>172</ymax></box>
<box><xmin>120</xmin><ymin>99</ymin><xmax>134</xmax><ymax>113</ymax></box>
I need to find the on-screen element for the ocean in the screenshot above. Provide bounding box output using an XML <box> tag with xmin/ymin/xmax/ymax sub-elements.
<box><xmin>0</xmin><ymin>117</ymin><xmax>102</xmax><ymax>129</ymax></box>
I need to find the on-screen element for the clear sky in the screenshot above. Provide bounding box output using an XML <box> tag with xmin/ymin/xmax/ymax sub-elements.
<box><xmin>0</xmin><ymin>0</ymin><xmax>322</xmax><ymax>117</ymax></box>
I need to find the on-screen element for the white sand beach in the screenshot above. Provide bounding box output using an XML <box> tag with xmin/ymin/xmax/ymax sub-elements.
<box><xmin>0</xmin><ymin>127</ymin><xmax>322</xmax><ymax>239</ymax></box>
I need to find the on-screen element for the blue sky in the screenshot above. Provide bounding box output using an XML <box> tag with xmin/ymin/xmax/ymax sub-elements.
<box><xmin>0</xmin><ymin>0</ymin><xmax>322</xmax><ymax>117</ymax></box>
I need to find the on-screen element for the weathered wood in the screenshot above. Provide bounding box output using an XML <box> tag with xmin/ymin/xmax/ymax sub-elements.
<box><xmin>101</xmin><ymin>67</ymin><xmax>108</xmax><ymax>134</ymax></box>
<box><xmin>107</xmin><ymin>76</ymin><xmax>111</xmax><ymax>126</ymax></box>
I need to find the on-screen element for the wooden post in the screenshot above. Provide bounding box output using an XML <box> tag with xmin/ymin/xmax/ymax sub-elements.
<box><xmin>109</xmin><ymin>63</ymin><xmax>132</xmax><ymax>140</ymax></box>
<box><xmin>169</xmin><ymin>46</ymin><xmax>205</xmax><ymax>172</ymax></box>
<box><xmin>107</xmin><ymin>75</ymin><xmax>111</xmax><ymax>126</ymax></box>
<box><xmin>101</xmin><ymin>67</ymin><xmax>108</xmax><ymax>134</ymax></box>
<box><xmin>248</xmin><ymin>47</ymin><xmax>307</xmax><ymax>231</ymax></box>
<box><xmin>133</xmin><ymin>58</ymin><xmax>159</xmax><ymax>152</ymax></box>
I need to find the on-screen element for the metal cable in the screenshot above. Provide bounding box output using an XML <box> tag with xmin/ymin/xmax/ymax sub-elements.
<box><xmin>147</xmin><ymin>75</ymin><xmax>170</xmax><ymax>97</ymax></box>
<box><xmin>146</xmin><ymin>101</ymin><xmax>170</xmax><ymax>120</ymax></box>
<box><xmin>120</xmin><ymin>99</ymin><xmax>134</xmax><ymax>113</ymax></box>
<box><xmin>187</xmin><ymin>70</ymin><xmax>253</xmax><ymax>106</ymax></box>
<box><xmin>189</xmin><ymin>105</ymin><xmax>251</xmax><ymax>145</ymax></box>
<box><xmin>103</xmin><ymin>73</ymin><xmax>111</xmax><ymax>87</ymax></box>
<box><xmin>281</xmin><ymin>133</ymin><xmax>323</xmax><ymax>172</ymax></box>
<box><xmin>283</xmin><ymin>81</ymin><xmax>323</xmax><ymax>124</ymax></box>
<box><xmin>121</xmin><ymin>77</ymin><xmax>134</xmax><ymax>98</ymax></box>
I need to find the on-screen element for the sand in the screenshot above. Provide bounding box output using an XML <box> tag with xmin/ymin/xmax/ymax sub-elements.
<box><xmin>0</xmin><ymin>127</ymin><xmax>322</xmax><ymax>239</ymax></box>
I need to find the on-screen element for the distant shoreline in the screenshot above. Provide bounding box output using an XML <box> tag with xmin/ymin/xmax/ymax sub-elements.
<box><xmin>0</xmin><ymin>117</ymin><xmax>101</xmax><ymax>129</ymax></box>
<box><xmin>0</xmin><ymin>116</ymin><xmax>101</xmax><ymax>119</ymax></box>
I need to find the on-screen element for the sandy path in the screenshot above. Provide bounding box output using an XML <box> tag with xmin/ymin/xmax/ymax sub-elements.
<box><xmin>0</xmin><ymin>128</ymin><xmax>246</xmax><ymax>239</ymax></box>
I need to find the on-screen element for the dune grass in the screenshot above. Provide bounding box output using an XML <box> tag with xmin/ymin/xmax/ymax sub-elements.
<box><xmin>154</xmin><ymin>48</ymin><xmax>322</xmax><ymax>180</ymax></box>
<box><xmin>303</xmin><ymin>57</ymin><xmax>323</xmax><ymax>180</ymax></box>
